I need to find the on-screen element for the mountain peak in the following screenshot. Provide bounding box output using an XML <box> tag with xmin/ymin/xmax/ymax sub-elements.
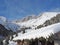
<box><xmin>0</xmin><ymin>16</ymin><xmax>6</xmax><ymax>22</ymax></box>
<box><xmin>14</xmin><ymin>15</ymin><xmax>38</xmax><ymax>22</ymax></box>
<box><xmin>0</xmin><ymin>16</ymin><xmax>7</xmax><ymax>25</ymax></box>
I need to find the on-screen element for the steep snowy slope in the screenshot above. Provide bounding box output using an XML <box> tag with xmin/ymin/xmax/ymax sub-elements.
<box><xmin>13</xmin><ymin>23</ymin><xmax>60</xmax><ymax>40</ymax></box>
<box><xmin>15</xmin><ymin>12</ymin><xmax>60</xmax><ymax>28</ymax></box>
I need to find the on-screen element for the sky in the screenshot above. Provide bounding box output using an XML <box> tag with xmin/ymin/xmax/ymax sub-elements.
<box><xmin>0</xmin><ymin>0</ymin><xmax>60</xmax><ymax>20</ymax></box>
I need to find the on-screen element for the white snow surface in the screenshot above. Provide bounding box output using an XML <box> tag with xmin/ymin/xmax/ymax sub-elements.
<box><xmin>8</xmin><ymin>40</ymin><xmax>17</xmax><ymax>45</ymax></box>
<box><xmin>15</xmin><ymin>12</ymin><xmax>60</xmax><ymax>28</ymax></box>
<box><xmin>13</xmin><ymin>23</ymin><xmax>60</xmax><ymax>40</ymax></box>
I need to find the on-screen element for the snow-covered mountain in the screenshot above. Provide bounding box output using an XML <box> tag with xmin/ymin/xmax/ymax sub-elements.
<box><xmin>14</xmin><ymin>15</ymin><xmax>38</xmax><ymax>22</ymax></box>
<box><xmin>0</xmin><ymin>16</ymin><xmax>21</xmax><ymax>40</ymax></box>
<box><xmin>0</xmin><ymin>16</ymin><xmax>20</xmax><ymax>32</ymax></box>
<box><xmin>13</xmin><ymin>23</ymin><xmax>60</xmax><ymax>40</ymax></box>
<box><xmin>0</xmin><ymin>12</ymin><xmax>60</xmax><ymax>45</ymax></box>
<box><xmin>12</xmin><ymin>12</ymin><xmax>60</xmax><ymax>41</ymax></box>
<box><xmin>14</xmin><ymin>12</ymin><xmax>60</xmax><ymax>29</ymax></box>
<box><xmin>0</xmin><ymin>12</ymin><xmax>60</xmax><ymax>32</ymax></box>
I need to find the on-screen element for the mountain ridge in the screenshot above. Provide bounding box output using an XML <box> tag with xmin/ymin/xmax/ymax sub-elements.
<box><xmin>0</xmin><ymin>12</ymin><xmax>60</xmax><ymax>34</ymax></box>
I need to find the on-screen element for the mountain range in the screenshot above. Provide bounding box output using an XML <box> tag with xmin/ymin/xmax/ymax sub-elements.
<box><xmin>0</xmin><ymin>12</ymin><xmax>60</xmax><ymax>38</ymax></box>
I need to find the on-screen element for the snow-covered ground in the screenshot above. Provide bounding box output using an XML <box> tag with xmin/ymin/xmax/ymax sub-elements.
<box><xmin>8</xmin><ymin>40</ymin><xmax>17</xmax><ymax>45</ymax></box>
<box><xmin>13</xmin><ymin>23</ymin><xmax>60</xmax><ymax>40</ymax></box>
<box><xmin>8</xmin><ymin>23</ymin><xmax>60</xmax><ymax>45</ymax></box>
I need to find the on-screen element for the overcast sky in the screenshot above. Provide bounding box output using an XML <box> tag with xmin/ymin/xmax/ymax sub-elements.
<box><xmin>0</xmin><ymin>0</ymin><xmax>60</xmax><ymax>20</ymax></box>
